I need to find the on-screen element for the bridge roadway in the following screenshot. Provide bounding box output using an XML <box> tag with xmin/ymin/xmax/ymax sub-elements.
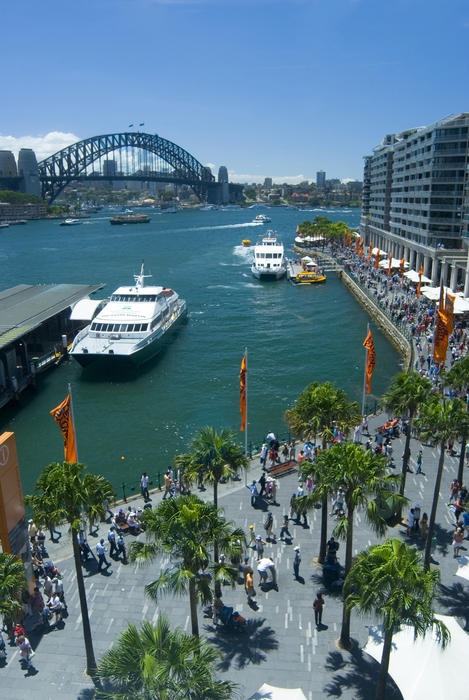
<box><xmin>2</xmin><ymin>420</ymin><xmax>466</xmax><ymax>699</ymax></box>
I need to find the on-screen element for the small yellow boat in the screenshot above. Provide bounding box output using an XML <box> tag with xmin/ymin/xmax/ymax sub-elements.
<box><xmin>293</xmin><ymin>271</ymin><xmax>326</xmax><ymax>284</ymax></box>
<box><xmin>242</xmin><ymin>239</ymin><xmax>252</xmax><ymax>247</ymax></box>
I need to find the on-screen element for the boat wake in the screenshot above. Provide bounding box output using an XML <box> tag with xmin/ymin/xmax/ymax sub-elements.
<box><xmin>233</xmin><ymin>245</ymin><xmax>254</xmax><ymax>259</ymax></box>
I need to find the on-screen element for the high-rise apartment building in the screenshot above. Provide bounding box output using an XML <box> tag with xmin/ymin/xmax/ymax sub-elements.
<box><xmin>316</xmin><ymin>170</ymin><xmax>326</xmax><ymax>189</ymax></box>
<box><xmin>361</xmin><ymin>113</ymin><xmax>469</xmax><ymax>293</ymax></box>
<box><xmin>264</xmin><ymin>177</ymin><xmax>273</xmax><ymax>189</ymax></box>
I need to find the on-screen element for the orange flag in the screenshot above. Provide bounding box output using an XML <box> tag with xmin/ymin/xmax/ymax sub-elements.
<box><xmin>445</xmin><ymin>292</ymin><xmax>455</xmax><ymax>335</ymax></box>
<box><xmin>375</xmin><ymin>249</ymin><xmax>380</xmax><ymax>269</ymax></box>
<box><xmin>433</xmin><ymin>311</ymin><xmax>449</xmax><ymax>363</ymax></box>
<box><xmin>239</xmin><ymin>353</ymin><xmax>247</xmax><ymax>431</ymax></box>
<box><xmin>363</xmin><ymin>330</ymin><xmax>376</xmax><ymax>395</ymax></box>
<box><xmin>367</xmin><ymin>243</ymin><xmax>372</xmax><ymax>262</ymax></box>
<box><xmin>416</xmin><ymin>267</ymin><xmax>423</xmax><ymax>298</ymax></box>
<box><xmin>399</xmin><ymin>257</ymin><xmax>405</xmax><ymax>273</ymax></box>
<box><xmin>387</xmin><ymin>255</ymin><xmax>392</xmax><ymax>276</ymax></box>
<box><xmin>50</xmin><ymin>394</ymin><xmax>77</xmax><ymax>462</ymax></box>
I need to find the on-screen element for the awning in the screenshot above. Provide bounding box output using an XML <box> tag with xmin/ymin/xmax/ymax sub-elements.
<box><xmin>372</xmin><ymin>248</ymin><xmax>387</xmax><ymax>257</ymax></box>
<box><xmin>70</xmin><ymin>298</ymin><xmax>104</xmax><ymax>321</ymax></box>
<box><xmin>404</xmin><ymin>270</ymin><xmax>431</xmax><ymax>284</ymax></box>
<box><xmin>379</xmin><ymin>259</ymin><xmax>410</xmax><ymax>270</ymax></box>
<box><xmin>248</xmin><ymin>684</ymin><xmax>307</xmax><ymax>699</ymax></box>
<box><xmin>364</xmin><ymin>615</ymin><xmax>469</xmax><ymax>700</ymax></box>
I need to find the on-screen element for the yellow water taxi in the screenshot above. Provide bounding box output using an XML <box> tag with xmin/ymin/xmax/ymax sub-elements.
<box><xmin>242</xmin><ymin>239</ymin><xmax>252</xmax><ymax>247</ymax></box>
<box><xmin>292</xmin><ymin>271</ymin><xmax>326</xmax><ymax>284</ymax></box>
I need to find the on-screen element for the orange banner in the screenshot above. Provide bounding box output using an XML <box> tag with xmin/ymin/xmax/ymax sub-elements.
<box><xmin>387</xmin><ymin>255</ymin><xmax>392</xmax><ymax>277</ymax></box>
<box><xmin>399</xmin><ymin>257</ymin><xmax>405</xmax><ymax>273</ymax></box>
<box><xmin>367</xmin><ymin>243</ymin><xmax>372</xmax><ymax>262</ymax></box>
<box><xmin>375</xmin><ymin>249</ymin><xmax>380</xmax><ymax>269</ymax></box>
<box><xmin>363</xmin><ymin>330</ymin><xmax>376</xmax><ymax>395</ymax></box>
<box><xmin>239</xmin><ymin>353</ymin><xmax>247</xmax><ymax>431</ymax></box>
<box><xmin>50</xmin><ymin>394</ymin><xmax>77</xmax><ymax>462</ymax></box>
<box><xmin>355</xmin><ymin>236</ymin><xmax>359</xmax><ymax>253</ymax></box>
<box><xmin>445</xmin><ymin>292</ymin><xmax>455</xmax><ymax>335</ymax></box>
<box><xmin>433</xmin><ymin>311</ymin><xmax>449</xmax><ymax>363</ymax></box>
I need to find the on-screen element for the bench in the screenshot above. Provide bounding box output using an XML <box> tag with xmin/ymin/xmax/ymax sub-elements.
<box><xmin>266</xmin><ymin>460</ymin><xmax>298</xmax><ymax>478</ymax></box>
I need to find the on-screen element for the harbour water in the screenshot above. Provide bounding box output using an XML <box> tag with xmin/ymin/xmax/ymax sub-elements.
<box><xmin>0</xmin><ymin>206</ymin><xmax>401</xmax><ymax>496</ymax></box>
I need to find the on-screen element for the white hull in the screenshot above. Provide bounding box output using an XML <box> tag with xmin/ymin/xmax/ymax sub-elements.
<box><xmin>251</xmin><ymin>265</ymin><xmax>286</xmax><ymax>280</ymax></box>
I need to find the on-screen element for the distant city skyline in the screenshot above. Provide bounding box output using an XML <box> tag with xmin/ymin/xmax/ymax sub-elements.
<box><xmin>1</xmin><ymin>0</ymin><xmax>468</xmax><ymax>184</ymax></box>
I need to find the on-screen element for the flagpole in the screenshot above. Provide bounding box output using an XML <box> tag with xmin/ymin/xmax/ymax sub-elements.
<box><xmin>361</xmin><ymin>324</ymin><xmax>369</xmax><ymax>417</ymax></box>
<box><xmin>68</xmin><ymin>382</ymin><xmax>79</xmax><ymax>462</ymax></box>
<box><xmin>244</xmin><ymin>347</ymin><xmax>248</xmax><ymax>486</ymax></box>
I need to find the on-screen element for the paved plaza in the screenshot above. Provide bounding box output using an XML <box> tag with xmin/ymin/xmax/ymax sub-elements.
<box><xmin>2</xmin><ymin>412</ymin><xmax>468</xmax><ymax>700</ymax></box>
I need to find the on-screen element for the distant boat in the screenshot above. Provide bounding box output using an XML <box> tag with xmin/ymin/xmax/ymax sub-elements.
<box><xmin>242</xmin><ymin>239</ymin><xmax>252</xmax><ymax>247</ymax></box>
<box><xmin>110</xmin><ymin>214</ymin><xmax>150</xmax><ymax>225</ymax></box>
<box><xmin>0</xmin><ymin>223</ymin><xmax>9</xmax><ymax>228</ymax></box>
<box><xmin>253</xmin><ymin>214</ymin><xmax>271</xmax><ymax>223</ymax></box>
<box><xmin>60</xmin><ymin>218</ymin><xmax>81</xmax><ymax>226</ymax></box>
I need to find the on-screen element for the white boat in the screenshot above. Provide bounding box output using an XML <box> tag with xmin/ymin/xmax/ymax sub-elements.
<box><xmin>251</xmin><ymin>232</ymin><xmax>286</xmax><ymax>280</ymax></box>
<box><xmin>60</xmin><ymin>218</ymin><xmax>81</xmax><ymax>226</ymax></box>
<box><xmin>70</xmin><ymin>264</ymin><xmax>187</xmax><ymax>367</ymax></box>
<box><xmin>253</xmin><ymin>214</ymin><xmax>271</xmax><ymax>223</ymax></box>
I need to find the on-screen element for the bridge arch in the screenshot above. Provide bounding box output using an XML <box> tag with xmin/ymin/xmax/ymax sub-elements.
<box><xmin>38</xmin><ymin>132</ymin><xmax>215</xmax><ymax>202</ymax></box>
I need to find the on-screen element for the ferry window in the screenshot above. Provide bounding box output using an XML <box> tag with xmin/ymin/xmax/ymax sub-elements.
<box><xmin>134</xmin><ymin>324</ymin><xmax>141</xmax><ymax>331</ymax></box>
<box><xmin>142</xmin><ymin>324</ymin><xmax>148</xmax><ymax>331</ymax></box>
<box><xmin>101</xmin><ymin>324</ymin><xmax>108</xmax><ymax>331</ymax></box>
<box><xmin>119</xmin><ymin>324</ymin><xmax>126</xmax><ymax>332</ymax></box>
<box><xmin>127</xmin><ymin>324</ymin><xmax>134</xmax><ymax>332</ymax></box>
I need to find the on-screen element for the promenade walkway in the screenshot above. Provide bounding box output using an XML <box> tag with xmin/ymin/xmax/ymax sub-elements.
<box><xmin>2</xmin><ymin>413</ymin><xmax>468</xmax><ymax>699</ymax></box>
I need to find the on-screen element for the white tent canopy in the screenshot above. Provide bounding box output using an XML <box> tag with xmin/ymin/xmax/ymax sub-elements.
<box><xmin>404</xmin><ymin>269</ymin><xmax>431</xmax><ymax>284</ymax></box>
<box><xmin>372</xmin><ymin>247</ymin><xmax>387</xmax><ymax>257</ymax></box>
<box><xmin>419</xmin><ymin>286</ymin><xmax>469</xmax><ymax>314</ymax></box>
<box><xmin>248</xmin><ymin>684</ymin><xmax>307</xmax><ymax>700</ymax></box>
<box><xmin>364</xmin><ymin>615</ymin><xmax>469</xmax><ymax>700</ymax></box>
<box><xmin>378</xmin><ymin>258</ymin><xmax>410</xmax><ymax>270</ymax></box>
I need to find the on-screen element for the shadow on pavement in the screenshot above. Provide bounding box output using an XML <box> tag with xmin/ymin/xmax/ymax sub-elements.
<box><xmin>438</xmin><ymin>582</ymin><xmax>469</xmax><ymax>630</ymax></box>
<box><xmin>205</xmin><ymin>617</ymin><xmax>278</xmax><ymax>671</ymax></box>
<box><xmin>323</xmin><ymin>646</ymin><xmax>403</xmax><ymax>699</ymax></box>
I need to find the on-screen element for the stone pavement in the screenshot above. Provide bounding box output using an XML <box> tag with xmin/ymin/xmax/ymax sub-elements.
<box><xmin>1</xmin><ymin>417</ymin><xmax>468</xmax><ymax>700</ymax></box>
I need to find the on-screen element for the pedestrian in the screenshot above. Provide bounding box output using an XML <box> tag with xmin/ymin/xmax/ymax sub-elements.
<box><xmin>248</xmin><ymin>524</ymin><xmax>256</xmax><ymax>547</ymax></box>
<box><xmin>141</xmin><ymin>472</ymin><xmax>150</xmax><ymax>501</ymax></box>
<box><xmin>293</xmin><ymin>546</ymin><xmax>301</xmax><ymax>579</ymax></box>
<box><xmin>260</xmin><ymin>443</ymin><xmax>268</xmax><ymax>467</ymax></box>
<box><xmin>48</xmin><ymin>592</ymin><xmax>63</xmax><ymax>625</ymax></box>
<box><xmin>420</xmin><ymin>512</ymin><xmax>428</xmax><ymax>540</ymax></box>
<box><xmin>264</xmin><ymin>511</ymin><xmax>275</xmax><ymax>541</ymax></box>
<box><xmin>290</xmin><ymin>493</ymin><xmax>297</xmax><ymax>520</ymax></box>
<box><xmin>326</xmin><ymin>537</ymin><xmax>339</xmax><ymax>563</ymax></box>
<box><xmin>413</xmin><ymin>504</ymin><xmax>421</xmax><ymax>533</ymax></box>
<box><xmin>279</xmin><ymin>515</ymin><xmax>292</xmax><ymax>541</ymax></box>
<box><xmin>117</xmin><ymin>533</ymin><xmax>127</xmax><ymax>563</ymax></box>
<box><xmin>249</xmin><ymin>480</ymin><xmax>258</xmax><ymax>508</ymax></box>
<box><xmin>258</xmin><ymin>472</ymin><xmax>266</xmax><ymax>497</ymax></box>
<box><xmin>255</xmin><ymin>535</ymin><xmax>266</xmax><ymax>560</ymax></box>
<box><xmin>16</xmin><ymin>635</ymin><xmax>34</xmax><ymax>668</ymax></box>
<box><xmin>281</xmin><ymin>442</ymin><xmax>289</xmax><ymax>462</ymax></box>
<box><xmin>163</xmin><ymin>470</ymin><xmax>172</xmax><ymax>499</ymax></box>
<box><xmin>289</xmin><ymin>440</ymin><xmax>296</xmax><ymax>461</ymax></box>
<box><xmin>407</xmin><ymin>508</ymin><xmax>415</xmax><ymax>536</ymax></box>
<box><xmin>449</xmin><ymin>478</ymin><xmax>460</xmax><ymax>503</ymax></box>
<box><xmin>313</xmin><ymin>592</ymin><xmax>324</xmax><ymax>628</ymax></box>
<box><xmin>96</xmin><ymin>538</ymin><xmax>110</xmax><ymax>572</ymax></box>
<box><xmin>245</xmin><ymin>570</ymin><xmax>256</xmax><ymax>605</ymax></box>
<box><xmin>43</xmin><ymin>574</ymin><xmax>53</xmax><ymax>600</ymax></box>
<box><xmin>270</xmin><ymin>478</ymin><xmax>278</xmax><ymax>505</ymax></box>
<box><xmin>53</xmin><ymin>577</ymin><xmax>66</xmax><ymax>607</ymax></box>
<box><xmin>416</xmin><ymin>450</ymin><xmax>423</xmax><ymax>474</ymax></box>
<box><xmin>108</xmin><ymin>526</ymin><xmax>118</xmax><ymax>558</ymax></box>
<box><xmin>452</xmin><ymin>527</ymin><xmax>464</xmax><ymax>557</ymax></box>
<box><xmin>48</xmin><ymin>522</ymin><xmax>61</xmax><ymax>541</ymax></box>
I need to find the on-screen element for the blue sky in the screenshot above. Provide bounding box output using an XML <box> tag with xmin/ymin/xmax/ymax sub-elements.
<box><xmin>2</xmin><ymin>0</ymin><xmax>468</xmax><ymax>182</ymax></box>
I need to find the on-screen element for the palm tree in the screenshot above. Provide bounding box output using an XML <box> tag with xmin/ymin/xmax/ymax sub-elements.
<box><xmin>178</xmin><ymin>427</ymin><xmax>248</xmax><ymax>596</ymax></box>
<box><xmin>416</xmin><ymin>395</ymin><xmax>468</xmax><ymax>570</ymax></box>
<box><xmin>25</xmin><ymin>461</ymin><xmax>115</xmax><ymax>676</ymax></box>
<box><xmin>299</xmin><ymin>443</ymin><xmax>404</xmax><ymax>648</ymax></box>
<box><xmin>0</xmin><ymin>552</ymin><xmax>27</xmax><ymax>628</ymax></box>
<box><xmin>179</xmin><ymin>427</ymin><xmax>248</xmax><ymax>510</ymax></box>
<box><xmin>129</xmin><ymin>495</ymin><xmax>244</xmax><ymax>638</ymax></box>
<box><xmin>443</xmin><ymin>356</ymin><xmax>469</xmax><ymax>484</ymax></box>
<box><xmin>285</xmin><ymin>381</ymin><xmax>360</xmax><ymax>563</ymax></box>
<box><xmin>344</xmin><ymin>538</ymin><xmax>449</xmax><ymax>700</ymax></box>
<box><xmin>382</xmin><ymin>371</ymin><xmax>432</xmax><ymax>511</ymax></box>
<box><xmin>95</xmin><ymin>615</ymin><xmax>236</xmax><ymax>699</ymax></box>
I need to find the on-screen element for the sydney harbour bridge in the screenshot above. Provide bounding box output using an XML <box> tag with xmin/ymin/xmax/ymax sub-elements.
<box><xmin>0</xmin><ymin>131</ymin><xmax>243</xmax><ymax>204</ymax></box>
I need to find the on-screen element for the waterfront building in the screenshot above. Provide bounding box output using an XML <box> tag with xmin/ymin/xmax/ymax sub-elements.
<box><xmin>264</xmin><ymin>177</ymin><xmax>273</xmax><ymax>189</ymax></box>
<box><xmin>316</xmin><ymin>170</ymin><xmax>326</xmax><ymax>189</ymax></box>
<box><xmin>361</xmin><ymin>113</ymin><xmax>469</xmax><ymax>295</ymax></box>
<box><xmin>0</xmin><ymin>202</ymin><xmax>47</xmax><ymax>223</ymax></box>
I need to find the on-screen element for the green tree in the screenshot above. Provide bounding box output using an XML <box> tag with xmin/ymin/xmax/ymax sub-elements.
<box><xmin>417</xmin><ymin>395</ymin><xmax>468</xmax><ymax>570</ymax></box>
<box><xmin>176</xmin><ymin>427</ymin><xmax>248</xmax><ymax>595</ymax></box>
<box><xmin>299</xmin><ymin>443</ymin><xmax>403</xmax><ymax>648</ymax></box>
<box><xmin>285</xmin><ymin>381</ymin><xmax>360</xmax><ymax>563</ymax></box>
<box><xmin>0</xmin><ymin>552</ymin><xmax>27</xmax><ymax>626</ymax></box>
<box><xmin>443</xmin><ymin>356</ymin><xmax>469</xmax><ymax>484</ymax></box>
<box><xmin>25</xmin><ymin>461</ymin><xmax>115</xmax><ymax>676</ymax></box>
<box><xmin>96</xmin><ymin>615</ymin><xmax>236</xmax><ymax>699</ymax></box>
<box><xmin>344</xmin><ymin>538</ymin><xmax>449</xmax><ymax>700</ymax></box>
<box><xmin>382</xmin><ymin>371</ymin><xmax>432</xmax><ymax>511</ymax></box>
<box><xmin>129</xmin><ymin>495</ymin><xmax>244</xmax><ymax>637</ymax></box>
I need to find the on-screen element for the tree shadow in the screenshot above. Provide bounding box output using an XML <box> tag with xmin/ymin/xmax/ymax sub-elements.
<box><xmin>438</xmin><ymin>582</ymin><xmax>469</xmax><ymax>630</ymax></box>
<box><xmin>323</xmin><ymin>646</ymin><xmax>403</xmax><ymax>699</ymax></box>
<box><xmin>205</xmin><ymin>617</ymin><xmax>278</xmax><ymax>671</ymax></box>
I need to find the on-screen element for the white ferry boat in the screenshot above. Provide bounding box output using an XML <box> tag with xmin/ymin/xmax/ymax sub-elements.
<box><xmin>60</xmin><ymin>218</ymin><xmax>81</xmax><ymax>226</ymax></box>
<box><xmin>251</xmin><ymin>232</ymin><xmax>286</xmax><ymax>280</ymax></box>
<box><xmin>70</xmin><ymin>264</ymin><xmax>187</xmax><ymax>367</ymax></box>
<box><xmin>253</xmin><ymin>214</ymin><xmax>271</xmax><ymax>223</ymax></box>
